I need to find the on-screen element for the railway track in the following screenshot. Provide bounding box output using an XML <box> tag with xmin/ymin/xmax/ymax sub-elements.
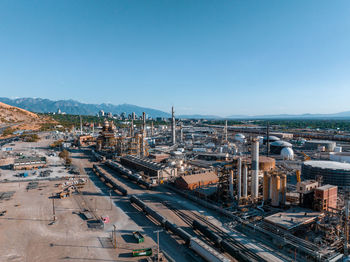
<box><xmin>160</xmin><ymin>200</ymin><xmax>266</xmax><ymax>262</ymax></box>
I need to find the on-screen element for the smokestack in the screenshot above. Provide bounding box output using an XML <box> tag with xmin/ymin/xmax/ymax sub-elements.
<box><xmin>142</xmin><ymin>112</ymin><xmax>146</xmax><ymax>156</ymax></box>
<box><xmin>180</xmin><ymin>123</ymin><xmax>183</xmax><ymax>143</ymax></box>
<box><xmin>172</xmin><ymin>106</ymin><xmax>176</xmax><ymax>145</ymax></box>
<box><xmin>243</xmin><ymin>164</ymin><xmax>248</xmax><ymax>198</ymax></box>
<box><xmin>251</xmin><ymin>138</ymin><xmax>259</xmax><ymax>199</ymax></box>
<box><xmin>151</xmin><ymin>121</ymin><xmax>154</xmax><ymax>137</ymax></box>
<box><xmin>266</xmin><ymin>122</ymin><xmax>270</xmax><ymax>157</ymax></box>
<box><xmin>237</xmin><ymin>157</ymin><xmax>242</xmax><ymax>200</ymax></box>
<box><xmin>224</xmin><ymin>120</ymin><xmax>228</xmax><ymax>142</ymax></box>
<box><xmin>142</xmin><ymin>112</ymin><xmax>146</xmax><ymax>137</ymax></box>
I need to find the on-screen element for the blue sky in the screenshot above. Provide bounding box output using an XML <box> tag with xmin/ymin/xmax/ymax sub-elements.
<box><xmin>0</xmin><ymin>0</ymin><xmax>349</xmax><ymax>116</ymax></box>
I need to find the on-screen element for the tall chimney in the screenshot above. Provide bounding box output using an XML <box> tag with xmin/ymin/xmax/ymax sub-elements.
<box><xmin>180</xmin><ymin>122</ymin><xmax>183</xmax><ymax>143</ymax></box>
<box><xmin>251</xmin><ymin>138</ymin><xmax>259</xmax><ymax>199</ymax></box>
<box><xmin>172</xmin><ymin>106</ymin><xmax>176</xmax><ymax>145</ymax></box>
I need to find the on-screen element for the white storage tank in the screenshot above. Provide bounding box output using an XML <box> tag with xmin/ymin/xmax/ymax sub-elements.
<box><xmin>234</xmin><ymin>133</ymin><xmax>246</xmax><ymax>143</ymax></box>
<box><xmin>334</xmin><ymin>146</ymin><xmax>342</xmax><ymax>153</ymax></box>
<box><xmin>281</xmin><ymin>147</ymin><xmax>294</xmax><ymax>160</ymax></box>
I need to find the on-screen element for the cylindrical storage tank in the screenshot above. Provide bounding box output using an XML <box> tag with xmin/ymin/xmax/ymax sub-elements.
<box><xmin>302</xmin><ymin>160</ymin><xmax>350</xmax><ymax>187</ymax></box>
<box><xmin>334</xmin><ymin>146</ymin><xmax>342</xmax><ymax>153</ymax></box>
<box><xmin>280</xmin><ymin>174</ymin><xmax>287</xmax><ymax>205</ymax></box>
<box><xmin>270</xmin><ymin>141</ymin><xmax>292</xmax><ymax>155</ymax></box>
<box><xmin>263</xmin><ymin>136</ymin><xmax>280</xmax><ymax>144</ymax></box>
<box><xmin>330</xmin><ymin>152</ymin><xmax>350</xmax><ymax>163</ymax></box>
<box><xmin>234</xmin><ymin>134</ymin><xmax>245</xmax><ymax>143</ymax></box>
<box><xmin>271</xmin><ymin>175</ymin><xmax>280</xmax><ymax>207</ymax></box>
<box><xmin>304</xmin><ymin>140</ymin><xmax>336</xmax><ymax>152</ymax></box>
<box><xmin>259</xmin><ymin>156</ymin><xmax>276</xmax><ymax>171</ymax></box>
<box><xmin>281</xmin><ymin>147</ymin><xmax>294</xmax><ymax>160</ymax></box>
<box><xmin>318</xmin><ymin>145</ymin><xmax>326</xmax><ymax>152</ymax></box>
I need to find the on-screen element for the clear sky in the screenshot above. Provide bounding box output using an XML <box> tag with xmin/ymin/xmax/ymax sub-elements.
<box><xmin>0</xmin><ymin>0</ymin><xmax>349</xmax><ymax>116</ymax></box>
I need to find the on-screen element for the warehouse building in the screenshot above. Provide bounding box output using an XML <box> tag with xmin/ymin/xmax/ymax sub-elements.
<box><xmin>12</xmin><ymin>157</ymin><xmax>47</xmax><ymax>170</ymax></box>
<box><xmin>120</xmin><ymin>155</ymin><xmax>177</xmax><ymax>180</ymax></box>
<box><xmin>175</xmin><ymin>172</ymin><xmax>218</xmax><ymax>190</ymax></box>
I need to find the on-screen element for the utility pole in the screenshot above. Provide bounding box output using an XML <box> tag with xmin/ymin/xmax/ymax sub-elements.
<box><xmin>345</xmin><ymin>188</ymin><xmax>350</xmax><ymax>256</ymax></box>
<box><xmin>109</xmin><ymin>190</ymin><xmax>112</xmax><ymax>210</ymax></box>
<box><xmin>266</xmin><ymin>121</ymin><xmax>270</xmax><ymax>157</ymax></box>
<box><xmin>153</xmin><ymin>229</ymin><xmax>163</xmax><ymax>262</ymax></box>
<box><xmin>112</xmin><ymin>224</ymin><xmax>117</xmax><ymax>248</ymax></box>
<box><xmin>52</xmin><ymin>193</ymin><xmax>56</xmax><ymax>221</ymax></box>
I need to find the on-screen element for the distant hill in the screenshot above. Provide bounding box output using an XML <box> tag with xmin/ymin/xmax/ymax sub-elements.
<box><xmin>0</xmin><ymin>102</ymin><xmax>55</xmax><ymax>136</ymax></box>
<box><xmin>0</xmin><ymin>97</ymin><xmax>171</xmax><ymax>118</ymax></box>
<box><xmin>0</xmin><ymin>102</ymin><xmax>39</xmax><ymax>123</ymax></box>
<box><xmin>227</xmin><ymin>112</ymin><xmax>350</xmax><ymax>119</ymax></box>
<box><xmin>178</xmin><ymin>114</ymin><xmax>222</xmax><ymax>119</ymax></box>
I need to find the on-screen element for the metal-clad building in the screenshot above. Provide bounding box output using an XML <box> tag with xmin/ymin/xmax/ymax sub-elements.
<box><xmin>12</xmin><ymin>157</ymin><xmax>47</xmax><ymax>170</ymax></box>
<box><xmin>302</xmin><ymin>160</ymin><xmax>350</xmax><ymax>187</ymax></box>
<box><xmin>120</xmin><ymin>155</ymin><xmax>177</xmax><ymax>180</ymax></box>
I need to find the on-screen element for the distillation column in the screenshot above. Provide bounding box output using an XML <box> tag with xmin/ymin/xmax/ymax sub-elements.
<box><xmin>229</xmin><ymin>170</ymin><xmax>234</xmax><ymax>201</ymax></box>
<box><xmin>237</xmin><ymin>157</ymin><xmax>242</xmax><ymax>200</ymax></box>
<box><xmin>251</xmin><ymin>138</ymin><xmax>259</xmax><ymax>200</ymax></box>
<box><xmin>242</xmin><ymin>163</ymin><xmax>248</xmax><ymax>198</ymax></box>
<box><xmin>141</xmin><ymin>112</ymin><xmax>146</xmax><ymax>156</ymax></box>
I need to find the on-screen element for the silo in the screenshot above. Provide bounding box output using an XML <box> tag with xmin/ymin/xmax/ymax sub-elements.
<box><xmin>271</xmin><ymin>174</ymin><xmax>281</xmax><ymax>207</ymax></box>
<box><xmin>280</xmin><ymin>174</ymin><xmax>287</xmax><ymax>205</ymax></box>
<box><xmin>263</xmin><ymin>172</ymin><xmax>270</xmax><ymax>201</ymax></box>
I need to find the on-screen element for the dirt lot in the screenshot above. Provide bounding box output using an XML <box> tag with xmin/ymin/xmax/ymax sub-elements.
<box><xmin>0</xmin><ymin>179</ymin><xmax>158</xmax><ymax>262</ymax></box>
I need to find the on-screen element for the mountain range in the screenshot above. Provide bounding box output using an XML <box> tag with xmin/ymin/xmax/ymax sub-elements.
<box><xmin>0</xmin><ymin>97</ymin><xmax>170</xmax><ymax>118</ymax></box>
<box><xmin>1</xmin><ymin>97</ymin><xmax>350</xmax><ymax>119</ymax></box>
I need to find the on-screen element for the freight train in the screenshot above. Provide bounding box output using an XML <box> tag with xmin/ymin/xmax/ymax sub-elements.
<box><xmin>105</xmin><ymin>160</ymin><xmax>153</xmax><ymax>189</ymax></box>
<box><xmin>129</xmin><ymin>195</ymin><xmax>230</xmax><ymax>262</ymax></box>
<box><xmin>91</xmin><ymin>150</ymin><xmax>106</xmax><ymax>161</ymax></box>
<box><xmin>92</xmin><ymin>164</ymin><xmax>128</xmax><ymax>196</ymax></box>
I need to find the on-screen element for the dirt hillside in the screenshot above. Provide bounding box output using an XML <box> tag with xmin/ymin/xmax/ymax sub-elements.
<box><xmin>0</xmin><ymin>102</ymin><xmax>55</xmax><ymax>136</ymax></box>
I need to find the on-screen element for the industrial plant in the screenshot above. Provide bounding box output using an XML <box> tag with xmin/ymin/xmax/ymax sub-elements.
<box><xmin>2</xmin><ymin>106</ymin><xmax>350</xmax><ymax>262</ymax></box>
